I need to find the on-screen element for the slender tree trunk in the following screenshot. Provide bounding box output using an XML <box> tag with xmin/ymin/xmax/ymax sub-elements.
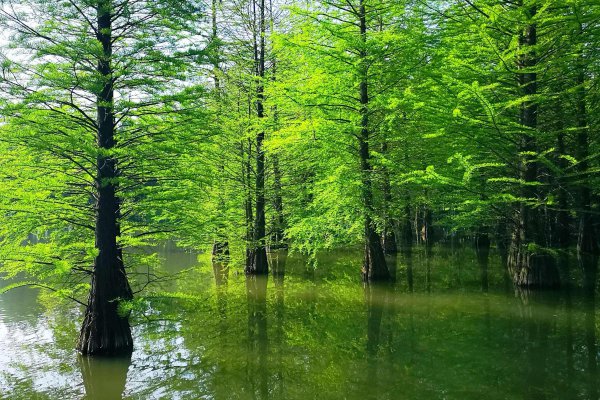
<box><xmin>211</xmin><ymin>0</ymin><xmax>230</xmax><ymax>261</ymax></box>
<box><xmin>554</xmin><ymin>108</ymin><xmax>570</xmax><ymax>249</ymax></box>
<box><xmin>272</xmin><ymin>154</ymin><xmax>286</xmax><ymax>247</ymax></box>
<box><xmin>381</xmin><ymin>141</ymin><xmax>397</xmax><ymax>255</ymax></box>
<box><xmin>475</xmin><ymin>231</ymin><xmax>490</xmax><ymax>292</ymax></box>
<box><xmin>358</xmin><ymin>0</ymin><xmax>389</xmax><ymax>282</ymax></box>
<box><xmin>400</xmin><ymin>200</ymin><xmax>413</xmax><ymax>248</ymax></box>
<box><xmin>246</xmin><ymin>0</ymin><xmax>268</xmax><ymax>274</ymax></box>
<box><xmin>507</xmin><ymin>3</ymin><xmax>559</xmax><ymax>288</ymax></box>
<box><xmin>244</xmin><ymin>139</ymin><xmax>254</xmax><ymax>270</ymax></box>
<box><xmin>270</xmin><ymin>61</ymin><xmax>286</xmax><ymax>249</ymax></box>
<box><xmin>78</xmin><ymin>0</ymin><xmax>133</xmax><ymax>355</ymax></box>
<box><xmin>574</xmin><ymin>37</ymin><xmax>598</xmax><ymax>256</ymax></box>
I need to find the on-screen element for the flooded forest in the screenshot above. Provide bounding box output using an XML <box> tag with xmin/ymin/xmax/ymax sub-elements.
<box><xmin>0</xmin><ymin>0</ymin><xmax>599</xmax><ymax>399</ymax></box>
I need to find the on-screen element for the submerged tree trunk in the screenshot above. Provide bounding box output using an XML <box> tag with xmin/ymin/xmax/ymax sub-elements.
<box><xmin>358</xmin><ymin>0</ymin><xmax>389</xmax><ymax>282</ymax></box>
<box><xmin>246</xmin><ymin>0</ymin><xmax>268</xmax><ymax>274</ymax></box>
<box><xmin>507</xmin><ymin>4</ymin><xmax>559</xmax><ymax>288</ymax></box>
<box><xmin>78</xmin><ymin>0</ymin><xmax>133</xmax><ymax>355</ymax></box>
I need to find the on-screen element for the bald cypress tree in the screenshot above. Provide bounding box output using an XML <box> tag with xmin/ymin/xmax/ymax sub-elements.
<box><xmin>0</xmin><ymin>0</ymin><xmax>203</xmax><ymax>354</ymax></box>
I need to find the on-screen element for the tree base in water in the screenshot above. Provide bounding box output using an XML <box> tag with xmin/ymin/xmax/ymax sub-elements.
<box><xmin>362</xmin><ymin>240</ymin><xmax>390</xmax><ymax>282</ymax></box>
<box><xmin>77</xmin><ymin>306</ymin><xmax>133</xmax><ymax>356</ymax></box>
<box><xmin>77</xmin><ymin>260</ymin><xmax>134</xmax><ymax>356</ymax></box>
<box><xmin>246</xmin><ymin>246</ymin><xmax>269</xmax><ymax>275</ymax></box>
<box><xmin>508</xmin><ymin>246</ymin><xmax>560</xmax><ymax>288</ymax></box>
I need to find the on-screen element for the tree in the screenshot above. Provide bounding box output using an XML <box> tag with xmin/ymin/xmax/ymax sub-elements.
<box><xmin>0</xmin><ymin>0</ymin><xmax>204</xmax><ymax>354</ymax></box>
<box><xmin>271</xmin><ymin>0</ymin><xmax>428</xmax><ymax>280</ymax></box>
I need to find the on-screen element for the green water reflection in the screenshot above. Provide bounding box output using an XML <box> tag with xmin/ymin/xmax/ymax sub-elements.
<box><xmin>1</xmin><ymin>246</ymin><xmax>599</xmax><ymax>399</ymax></box>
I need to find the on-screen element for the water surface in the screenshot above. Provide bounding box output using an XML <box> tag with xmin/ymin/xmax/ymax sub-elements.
<box><xmin>1</xmin><ymin>246</ymin><xmax>598</xmax><ymax>399</ymax></box>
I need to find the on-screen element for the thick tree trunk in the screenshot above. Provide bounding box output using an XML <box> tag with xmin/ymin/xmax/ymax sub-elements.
<box><xmin>507</xmin><ymin>4</ymin><xmax>559</xmax><ymax>288</ymax></box>
<box><xmin>246</xmin><ymin>0</ymin><xmax>268</xmax><ymax>274</ymax></box>
<box><xmin>212</xmin><ymin>241</ymin><xmax>230</xmax><ymax>262</ymax></box>
<box><xmin>358</xmin><ymin>0</ymin><xmax>389</xmax><ymax>282</ymax></box>
<box><xmin>78</xmin><ymin>0</ymin><xmax>133</xmax><ymax>355</ymax></box>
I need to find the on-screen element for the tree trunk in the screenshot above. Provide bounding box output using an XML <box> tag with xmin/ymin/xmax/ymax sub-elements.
<box><xmin>475</xmin><ymin>232</ymin><xmax>490</xmax><ymax>292</ymax></box>
<box><xmin>574</xmin><ymin>38</ymin><xmax>598</xmax><ymax>256</ymax></box>
<box><xmin>554</xmin><ymin>113</ymin><xmax>570</xmax><ymax>249</ymax></box>
<box><xmin>271</xmin><ymin>155</ymin><xmax>286</xmax><ymax>249</ymax></box>
<box><xmin>358</xmin><ymin>0</ymin><xmax>389</xmax><ymax>282</ymax></box>
<box><xmin>244</xmin><ymin>139</ymin><xmax>254</xmax><ymax>270</ymax></box>
<box><xmin>400</xmin><ymin>193</ymin><xmax>413</xmax><ymax>249</ymax></box>
<box><xmin>78</xmin><ymin>0</ymin><xmax>133</xmax><ymax>355</ymax></box>
<box><xmin>246</xmin><ymin>0</ymin><xmax>268</xmax><ymax>274</ymax></box>
<box><xmin>507</xmin><ymin>4</ymin><xmax>559</xmax><ymax>288</ymax></box>
<box><xmin>381</xmin><ymin>141</ymin><xmax>397</xmax><ymax>255</ymax></box>
<box><xmin>210</xmin><ymin>0</ymin><xmax>229</xmax><ymax>259</ymax></box>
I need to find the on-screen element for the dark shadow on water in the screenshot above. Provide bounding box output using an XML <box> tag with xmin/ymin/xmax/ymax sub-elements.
<box><xmin>269</xmin><ymin>249</ymin><xmax>287</xmax><ymax>398</ymax></box>
<box><xmin>78</xmin><ymin>354</ymin><xmax>131</xmax><ymax>400</ymax></box>
<box><xmin>246</xmin><ymin>275</ymin><xmax>269</xmax><ymax>400</ymax></box>
<box><xmin>364</xmin><ymin>282</ymin><xmax>390</xmax><ymax>399</ymax></box>
<box><xmin>580</xmin><ymin>253</ymin><xmax>599</xmax><ymax>400</ymax></box>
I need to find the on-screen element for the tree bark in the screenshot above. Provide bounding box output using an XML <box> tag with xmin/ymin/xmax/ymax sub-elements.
<box><xmin>78</xmin><ymin>0</ymin><xmax>133</xmax><ymax>355</ymax></box>
<box><xmin>358</xmin><ymin>0</ymin><xmax>389</xmax><ymax>282</ymax></box>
